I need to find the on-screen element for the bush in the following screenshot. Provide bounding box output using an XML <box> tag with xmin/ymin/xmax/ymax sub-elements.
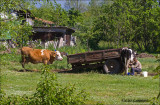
<box><xmin>150</xmin><ymin>55</ymin><xmax>160</xmax><ymax>104</ymax></box>
<box><xmin>32</xmin><ymin>65</ymin><xmax>88</xmax><ymax>105</ymax></box>
<box><xmin>0</xmin><ymin>65</ymin><xmax>89</xmax><ymax>105</ymax></box>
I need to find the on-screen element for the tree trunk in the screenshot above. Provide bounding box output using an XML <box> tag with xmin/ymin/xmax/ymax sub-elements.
<box><xmin>136</xmin><ymin>41</ymin><xmax>142</xmax><ymax>51</ymax></box>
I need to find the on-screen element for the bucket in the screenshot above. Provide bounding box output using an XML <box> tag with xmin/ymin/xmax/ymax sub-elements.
<box><xmin>142</xmin><ymin>71</ymin><xmax>148</xmax><ymax>77</ymax></box>
<box><xmin>127</xmin><ymin>72</ymin><xmax>130</xmax><ymax>75</ymax></box>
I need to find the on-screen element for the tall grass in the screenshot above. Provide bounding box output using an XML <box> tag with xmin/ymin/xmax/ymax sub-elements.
<box><xmin>0</xmin><ymin>53</ymin><xmax>71</xmax><ymax>71</ymax></box>
<box><xmin>0</xmin><ymin>47</ymin><xmax>158</xmax><ymax>72</ymax></box>
<box><xmin>0</xmin><ymin>40</ymin><xmax>89</xmax><ymax>71</ymax></box>
<box><xmin>48</xmin><ymin>40</ymin><xmax>89</xmax><ymax>55</ymax></box>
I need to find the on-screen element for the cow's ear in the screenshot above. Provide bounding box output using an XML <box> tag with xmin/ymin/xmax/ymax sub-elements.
<box><xmin>51</xmin><ymin>51</ymin><xmax>56</xmax><ymax>57</ymax></box>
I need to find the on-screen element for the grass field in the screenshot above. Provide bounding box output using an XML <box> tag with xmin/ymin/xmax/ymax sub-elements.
<box><xmin>0</xmin><ymin>52</ymin><xmax>159</xmax><ymax>104</ymax></box>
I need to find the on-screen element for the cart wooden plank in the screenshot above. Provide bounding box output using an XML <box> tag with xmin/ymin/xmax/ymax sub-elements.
<box><xmin>67</xmin><ymin>48</ymin><xmax>122</xmax><ymax>64</ymax></box>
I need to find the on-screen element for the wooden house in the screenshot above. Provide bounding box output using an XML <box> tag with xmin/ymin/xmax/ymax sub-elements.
<box><xmin>1</xmin><ymin>9</ymin><xmax>76</xmax><ymax>49</ymax></box>
<box><xmin>16</xmin><ymin>9</ymin><xmax>76</xmax><ymax>48</ymax></box>
<box><xmin>32</xmin><ymin>26</ymin><xmax>75</xmax><ymax>49</ymax></box>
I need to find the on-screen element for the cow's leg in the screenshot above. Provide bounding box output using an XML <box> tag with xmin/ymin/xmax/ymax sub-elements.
<box><xmin>124</xmin><ymin>57</ymin><xmax>127</xmax><ymax>75</ymax></box>
<box><xmin>124</xmin><ymin>59</ymin><xmax>129</xmax><ymax>75</ymax></box>
<box><xmin>125</xmin><ymin>66</ymin><xmax>128</xmax><ymax>75</ymax></box>
<box><xmin>124</xmin><ymin>66</ymin><xmax>128</xmax><ymax>75</ymax></box>
<box><xmin>43</xmin><ymin>60</ymin><xmax>48</xmax><ymax>65</ymax></box>
<box><xmin>21</xmin><ymin>54</ymin><xmax>25</xmax><ymax>69</ymax></box>
<box><xmin>21</xmin><ymin>55</ymin><xmax>29</xmax><ymax>69</ymax></box>
<box><xmin>21</xmin><ymin>50</ymin><xmax>26</xmax><ymax>69</ymax></box>
<box><xmin>22</xmin><ymin>59</ymin><xmax>26</xmax><ymax>69</ymax></box>
<box><xmin>22</xmin><ymin>63</ymin><xmax>25</xmax><ymax>68</ymax></box>
<box><xmin>125</xmin><ymin>59</ymin><xmax>131</xmax><ymax>75</ymax></box>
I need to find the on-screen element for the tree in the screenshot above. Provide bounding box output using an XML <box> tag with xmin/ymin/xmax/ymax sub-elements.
<box><xmin>73</xmin><ymin>13</ymin><xmax>93</xmax><ymax>50</ymax></box>
<box><xmin>88</xmin><ymin>0</ymin><xmax>100</xmax><ymax>16</ymax></box>
<box><xmin>85</xmin><ymin>0</ymin><xmax>160</xmax><ymax>51</ymax></box>
<box><xmin>72</xmin><ymin>0</ymin><xmax>106</xmax><ymax>49</ymax></box>
<box><xmin>64</xmin><ymin>0</ymin><xmax>87</xmax><ymax>12</ymax></box>
<box><xmin>129</xmin><ymin>0</ymin><xmax>160</xmax><ymax>52</ymax></box>
<box><xmin>31</xmin><ymin>0</ymin><xmax>69</xmax><ymax>26</ymax></box>
<box><xmin>68</xmin><ymin>8</ymin><xmax>82</xmax><ymax>27</ymax></box>
<box><xmin>1</xmin><ymin>0</ymin><xmax>35</xmax><ymax>47</ymax></box>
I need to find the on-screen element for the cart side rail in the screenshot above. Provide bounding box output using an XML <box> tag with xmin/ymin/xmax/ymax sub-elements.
<box><xmin>67</xmin><ymin>48</ymin><xmax>122</xmax><ymax>64</ymax></box>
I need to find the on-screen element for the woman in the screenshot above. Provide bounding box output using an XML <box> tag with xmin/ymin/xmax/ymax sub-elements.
<box><xmin>129</xmin><ymin>57</ymin><xmax>142</xmax><ymax>75</ymax></box>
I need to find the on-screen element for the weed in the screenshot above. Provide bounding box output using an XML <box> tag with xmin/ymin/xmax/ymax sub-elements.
<box><xmin>0</xmin><ymin>65</ymin><xmax>89</xmax><ymax>105</ymax></box>
<box><xmin>150</xmin><ymin>97</ymin><xmax>160</xmax><ymax>105</ymax></box>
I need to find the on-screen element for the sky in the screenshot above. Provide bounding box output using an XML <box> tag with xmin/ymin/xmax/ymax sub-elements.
<box><xmin>35</xmin><ymin>0</ymin><xmax>91</xmax><ymax>9</ymax></box>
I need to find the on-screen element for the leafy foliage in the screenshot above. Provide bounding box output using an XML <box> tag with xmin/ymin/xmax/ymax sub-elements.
<box><xmin>1</xmin><ymin>0</ymin><xmax>33</xmax><ymax>47</ymax></box>
<box><xmin>71</xmin><ymin>0</ymin><xmax>160</xmax><ymax>52</ymax></box>
<box><xmin>149</xmin><ymin>54</ymin><xmax>160</xmax><ymax>104</ymax></box>
<box><xmin>0</xmin><ymin>65</ymin><xmax>88</xmax><ymax>105</ymax></box>
<box><xmin>32</xmin><ymin>66</ymin><xmax>88</xmax><ymax>105</ymax></box>
<box><xmin>68</xmin><ymin>8</ymin><xmax>82</xmax><ymax>27</ymax></box>
<box><xmin>2</xmin><ymin>0</ymin><xmax>160</xmax><ymax>52</ymax></box>
<box><xmin>64</xmin><ymin>0</ymin><xmax>87</xmax><ymax>12</ymax></box>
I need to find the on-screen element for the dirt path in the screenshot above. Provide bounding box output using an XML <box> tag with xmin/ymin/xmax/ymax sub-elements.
<box><xmin>136</xmin><ymin>53</ymin><xmax>155</xmax><ymax>58</ymax></box>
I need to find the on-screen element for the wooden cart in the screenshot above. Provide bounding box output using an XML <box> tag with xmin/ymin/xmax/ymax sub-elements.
<box><xmin>67</xmin><ymin>48</ymin><xmax>125</xmax><ymax>74</ymax></box>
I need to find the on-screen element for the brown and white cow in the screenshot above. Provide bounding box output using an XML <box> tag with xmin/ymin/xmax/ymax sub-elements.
<box><xmin>21</xmin><ymin>47</ymin><xmax>63</xmax><ymax>68</ymax></box>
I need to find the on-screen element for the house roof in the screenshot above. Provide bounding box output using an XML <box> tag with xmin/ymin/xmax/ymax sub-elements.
<box><xmin>14</xmin><ymin>9</ymin><xmax>55</xmax><ymax>25</ymax></box>
<box><xmin>33</xmin><ymin>26</ymin><xmax>75</xmax><ymax>33</ymax></box>
<box><xmin>34</xmin><ymin>17</ymin><xmax>54</xmax><ymax>24</ymax></box>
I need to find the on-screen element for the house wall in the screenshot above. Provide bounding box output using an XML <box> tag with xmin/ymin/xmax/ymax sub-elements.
<box><xmin>26</xmin><ymin>18</ymin><xmax>34</xmax><ymax>26</ymax></box>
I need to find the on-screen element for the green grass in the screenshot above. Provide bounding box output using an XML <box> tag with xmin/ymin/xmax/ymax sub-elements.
<box><xmin>0</xmin><ymin>52</ymin><xmax>159</xmax><ymax>104</ymax></box>
<box><xmin>57</xmin><ymin>73</ymin><xmax>158</xmax><ymax>104</ymax></box>
<box><xmin>138</xmin><ymin>58</ymin><xmax>159</xmax><ymax>72</ymax></box>
<box><xmin>1</xmin><ymin>69</ymin><xmax>159</xmax><ymax>104</ymax></box>
<box><xmin>1</xmin><ymin>70</ymin><xmax>40</xmax><ymax>96</ymax></box>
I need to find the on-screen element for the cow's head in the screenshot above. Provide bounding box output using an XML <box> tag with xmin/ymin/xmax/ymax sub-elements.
<box><xmin>122</xmin><ymin>47</ymin><xmax>136</xmax><ymax>62</ymax></box>
<box><xmin>128</xmin><ymin>49</ymin><xmax>136</xmax><ymax>62</ymax></box>
<box><xmin>51</xmin><ymin>51</ymin><xmax>63</xmax><ymax>61</ymax></box>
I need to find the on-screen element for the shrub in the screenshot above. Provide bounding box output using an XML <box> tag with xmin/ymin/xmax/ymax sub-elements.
<box><xmin>0</xmin><ymin>65</ymin><xmax>89</xmax><ymax>105</ymax></box>
<box><xmin>31</xmin><ymin>65</ymin><xmax>88</xmax><ymax>105</ymax></box>
<box><xmin>150</xmin><ymin>55</ymin><xmax>160</xmax><ymax>104</ymax></box>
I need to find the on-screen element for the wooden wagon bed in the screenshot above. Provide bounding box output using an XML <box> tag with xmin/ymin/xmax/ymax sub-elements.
<box><xmin>67</xmin><ymin>48</ymin><xmax>124</xmax><ymax>74</ymax></box>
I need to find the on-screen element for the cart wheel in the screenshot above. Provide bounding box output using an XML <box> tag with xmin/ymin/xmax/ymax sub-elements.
<box><xmin>103</xmin><ymin>59</ymin><xmax>121</xmax><ymax>74</ymax></box>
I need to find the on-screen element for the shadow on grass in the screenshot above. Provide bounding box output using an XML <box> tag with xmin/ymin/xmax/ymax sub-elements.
<box><xmin>56</xmin><ymin>68</ymin><xmax>104</xmax><ymax>74</ymax></box>
<box><xmin>122</xmin><ymin>98</ymin><xmax>149</xmax><ymax>102</ymax></box>
<box><xmin>13</xmin><ymin>68</ymin><xmax>40</xmax><ymax>72</ymax></box>
<box><xmin>13</xmin><ymin>66</ymin><xmax>110</xmax><ymax>74</ymax></box>
<box><xmin>13</xmin><ymin>68</ymin><xmax>123</xmax><ymax>75</ymax></box>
